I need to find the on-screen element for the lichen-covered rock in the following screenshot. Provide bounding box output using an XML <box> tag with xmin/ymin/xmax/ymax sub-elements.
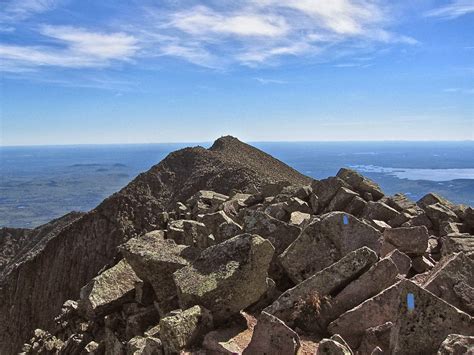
<box><xmin>242</xmin><ymin>210</ymin><xmax>301</xmax><ymax>254</ymax></box>
<box><xmin>280</xmin><ymin>212</ymin><xmax>381</xmax><ymax>283</ymax></box>
<box><xmin>173</xmin><ymin>234</ymin><xmax>274</xmax><ymax>323</ymax></box>
<box><xmin>166</xmin><ymin>219</ymin><xmax>210</xmax><ymax>249</ymax></box>
<box><xmin>386</xmin><ymin>249</ymin><xmax>412</xmax><ymax>276</ymax></box>
<box><xmin>437</xmin><ymin>334</ymin><xmax>474</xmax><ymax>355</ymax></box>
<box><xmin>159</xmin><ymin>305</ymin><xmax>213</xmax><ymax>354</ymax></box>
<box><xmin>390</xmin><ymin>280</ymin><xmax>474</xmax><ymax>355</ymax></box>
<box><xmin>243</xmin><ymin>311</ymin><xmax>300</xmax><ymax>355</ymax></box>
<box><xmin>120</xmin><ymin>235</ymin><xmax>200</xmax><ymax>316</ymax></box>
<box><xmin>125</xmin><ymin>306</ymin><xmax>160</xmax><ymax>340</ymax></box>
<box><xmin>186</xmin><ymin>190</ymin><xmax>229</xmax><ymax>216</ymax></box>
<box><xmin>79</xmin><ymin>259</ymin><xmax>141</xmax><ymax>318</ymax></box>
<box><xmin>127</xmin><ymin>336</ymin><xmax>162</xmax><ymax>355</ymax></box>
<box><xmin>265</xmin><ymin>247</ymin><xmax>378</xmax><ymax>327</ymax></box>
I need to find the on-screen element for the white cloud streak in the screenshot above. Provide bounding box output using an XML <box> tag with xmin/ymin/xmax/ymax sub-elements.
<box><xmin>1</xmin><ymin>0</ymin><xmax>60</xmax><ymax>22</ymax></box>
<box><xmin>1</xmin><ymin>1</ymin><xmax>418</xmax><ymax>72</ymax></box>
<box><xmin>0</xmin><ymin>26</ymin><xmax>138</xmax><ymax>70</ymax></box>
<box><xmin>425</xmin><ymin>0</ymin><xmax>474</xmax><ymax>19</ymax></box>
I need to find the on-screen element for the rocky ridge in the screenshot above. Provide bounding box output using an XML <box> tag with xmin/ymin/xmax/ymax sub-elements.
<box><xmin>2</xmin><ymin>137</ymin><xmax>474</xmax><ymax>354</ymax></box>
<box><xmin>0</xmin><ymin>136</ymin><xmax>310</xmax><ymax>354</ymax></box>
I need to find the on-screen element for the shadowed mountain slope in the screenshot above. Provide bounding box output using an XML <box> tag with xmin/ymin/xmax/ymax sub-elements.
<box><xmin>0</xmin><ymin>136</ymin><xmax>311</xmax><ymax>353</ymax></box>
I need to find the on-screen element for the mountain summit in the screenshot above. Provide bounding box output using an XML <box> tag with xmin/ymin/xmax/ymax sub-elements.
<box><xmin>0</xmin><ymin>136</ymin><xmax>310</xmax><ymax>353</ymax></box>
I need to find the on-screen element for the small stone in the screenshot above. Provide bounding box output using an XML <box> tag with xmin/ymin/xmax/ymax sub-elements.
<box><xmin>159</xmin><ymin>306</ymin><xmax>213</xmax><ymax>354</ymax></box>
<box><xmin>289</xmin><ymin>211</ymin><xmax>311</xmax><ymax>227</ymax></box>
<box><xmin>243</xmin><ymin>312</ymin><xmax>300</xmax><ymax>355</ymax></box>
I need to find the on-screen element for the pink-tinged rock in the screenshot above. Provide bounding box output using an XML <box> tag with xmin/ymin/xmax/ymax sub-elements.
<box><xmin>328</xmin><ymin>282</ymin><xmax>401</xmax><ymax>349</ymax></box>
<box><xmin>386</xmin><ymin>249</ymin><xmax>412</xmax><ymax>276</ymax></box>
<box><xmin>389</xmin><ymin>280</ymin><xmax>474</xmax><ymax>355</ymax></box>
<box><xmin>319</xmin><ymin>257</ymin><xmax>399</xmax><ymax>327</ymax></box>
<box><xmin>243</xmin><ymin>312</ymin><xmax>300</xmax><ymax>355</ymax></box>
<box><xmin>357</xmin><ymin>322</ymin><xmax>392</xmax><ymax>355</ymax></box>
<box><xmin>265</xmin><ymin>247</ymin><xmax>378</xmax><ymax>327</ymax></box>
<box><xmin>423</xmin><ymin>252</ymin><xmax>474</xmax><ymax>314</ymax></box>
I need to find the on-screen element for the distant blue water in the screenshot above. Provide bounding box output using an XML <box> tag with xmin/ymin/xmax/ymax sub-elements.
<box><xmin>1</xmin><ymin>141</ymin><xmax>473</xmax><ymax>227</ymax></box>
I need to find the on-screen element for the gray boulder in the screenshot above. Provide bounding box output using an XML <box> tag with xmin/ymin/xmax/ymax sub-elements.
<box><xmin>426</xmin><ymin>203</ymin><xmax>458</xmax><ymax>230</ymax></box>
<box><xmin>242</xmin><ymin>210</ymin><xmax>301</xmax><ymax>254</ymax></box>
<box><xmin>344</xmin><ymin>196</ymin><xmax>367</xmax><ymax>217</ymax></box>
<box><xmin>79</xmin><ymin>259</ymin><xmax>141</xmax><ymax>318</ymax></box>
<box><xmin>159</xmin><ymin>305</ymin><xmax>213</xmax><ymax>354</ymax></box>
<box><xmin>280</xmin><ymin>212</ymin><xmax>381</xmax><ymax>283</ymax></box>
<box><xmin>327</xmin><ymin>187</ymin><xmax>359</xmax><ymax>212</ymax></box>
<box><xmin>173</xmin><ymin>234</ymin><xmax>274</xmax><ymax>323</ymax></box>
<box><xmin>336</xmin><ymin>168</ymin><xmax>384</xmax><ymax>201</ymax></box>
<box><xmin>362</xmin><ymin>201</ymin><xmax>400</xmax><ymax>223</ymax></box>
<box><xmin>265</xmin><ymin>247</ymin><xmax>378</xmax><ymax>327</ymax></box>
<box><xmin>311</xmin><ymin>177</ymin><xmax>351</xmax><ymax>209</ymax></box>
<box><xmin>120</xmin><ymin>235</ymin><xmax>200</xmax><ymax>315</ymax></box>
<box><xmin>382</xmin><ymin>226</ymin><xmax>429</xmax><ymax>256</ymax></box>
<box><xmin>166</xmin><ymin>219</ymin><xmax>211</xmax><ymax>249</ymax></box>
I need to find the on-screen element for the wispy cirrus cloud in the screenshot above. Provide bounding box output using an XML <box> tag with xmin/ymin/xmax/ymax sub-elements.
<box><xmin>0</xmin><ymin>26</ymin><xmax>139</xmax><ymax>71</ymax></box>
<box><xmin>138</xmin><ymin>0</ymin><xmax>417</xmax><ymax>67</ymax></box>
<box><xmin>1</xmin><ymin>0</ymin><xmax>61</xmax><ymax>22</ymax></box>
<box><xmin>425</xmin><ymin>0</ymin><xmax>474</xmax><ymax>19</ymax></box>
<box><xmin>1</xmin><ymin>1</ymin><xmax>418</xmax><ymax>73</ymax></box>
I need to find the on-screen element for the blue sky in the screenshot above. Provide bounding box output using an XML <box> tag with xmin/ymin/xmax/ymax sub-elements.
<box><xmin>0</xmin><ymin>0</ymin><xmax>473</xmax><ymax>145</ymax></box>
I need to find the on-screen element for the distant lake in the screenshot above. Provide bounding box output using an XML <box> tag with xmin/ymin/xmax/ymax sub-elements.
<box><xmin>1</xmin><ymin>141</ymin><xmax>473</xmax><ymax>228</ymax></box>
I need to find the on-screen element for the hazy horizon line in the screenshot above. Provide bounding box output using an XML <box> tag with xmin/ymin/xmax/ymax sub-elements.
<box><xmin>1</xmin><ymin>139</ymin><xmax>473</xmax><ymax>148</ymax></box>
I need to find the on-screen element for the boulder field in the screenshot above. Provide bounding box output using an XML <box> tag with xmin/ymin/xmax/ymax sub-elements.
<box><xmin>2</xmin><ymin>137</ymin><xmax>473</xmax><ymax>354</ymax></box>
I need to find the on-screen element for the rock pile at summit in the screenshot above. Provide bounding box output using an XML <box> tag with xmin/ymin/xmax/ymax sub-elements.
<box><xmin>1</xmin><ymin>137</ymin><xmax>473</xmax><ymax>354</ymax></box>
